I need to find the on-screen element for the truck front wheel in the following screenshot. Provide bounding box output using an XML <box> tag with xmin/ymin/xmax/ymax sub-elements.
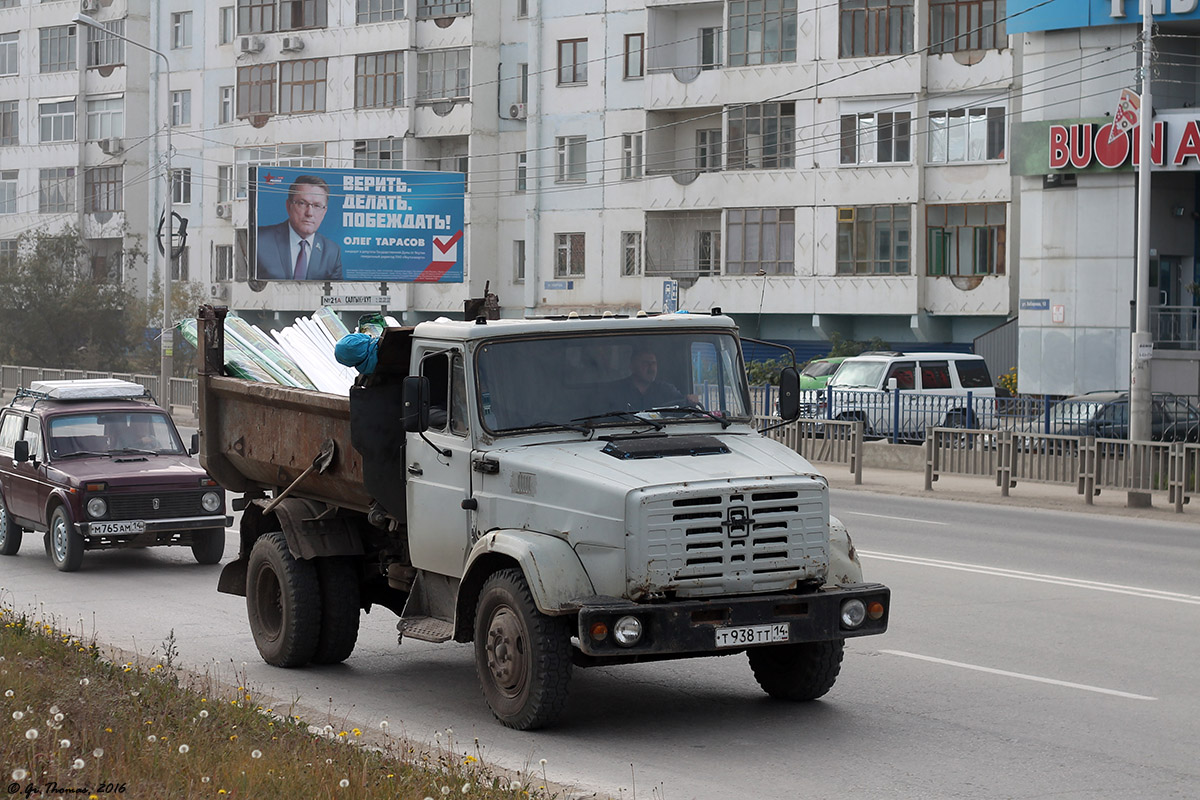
<box><xmin>748</xmin><ymin>640</ymin><xmax>844</xmax><ymax>701</ymax></box>
<box><xmin>246</xmin><ymin>532</ymin><xmax>321</xmax><ymax>667</ymax></box>
<box><xmin>474</xmin><ymin>568</ymin><xmax>572</xmax><ymax>730</ymax></box>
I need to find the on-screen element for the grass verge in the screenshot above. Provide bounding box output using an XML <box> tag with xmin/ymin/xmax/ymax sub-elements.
<box><xmin>0</xmin><ymin>604</ymin><xmax>556</xmax><ymax>800</ymax></box>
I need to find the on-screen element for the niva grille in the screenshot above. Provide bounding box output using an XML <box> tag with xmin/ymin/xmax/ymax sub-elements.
<box><xmin>635</xmin><ymin>485</ymin><xmax>828</xmax><ymax>598</ymax></box>
<box><xmin>106</xmin><ymin>492</ymin><xmax>205</xmax><ymax>520</ymax></box>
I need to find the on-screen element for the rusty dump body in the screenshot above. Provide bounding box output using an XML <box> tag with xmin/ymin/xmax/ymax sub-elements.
<box><xmin>195</xmin><ymin>306</ymin><xmax>374</xmax><ymax>513</ymax></box>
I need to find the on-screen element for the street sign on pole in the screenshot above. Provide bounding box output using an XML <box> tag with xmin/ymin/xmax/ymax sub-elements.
<box><xmin>662</xmin><ymin>279</ymin><xmax>679</xmax><ymax>313</ymax></box>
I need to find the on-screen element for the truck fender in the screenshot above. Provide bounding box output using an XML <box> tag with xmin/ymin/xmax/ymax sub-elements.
<box><xmin>268</xmin><ymin>497</ymin><xmax>365</xmax><ymax>560</ymax></box>
<box><xmin>454</xmin><ymin>530</ymin><xmax>595</xmax><ymax>641</ymax></box>
<box><xmin>827</xmin><ymin>514</ymin><xmax>864</xmax><ymax>586</ymax></box>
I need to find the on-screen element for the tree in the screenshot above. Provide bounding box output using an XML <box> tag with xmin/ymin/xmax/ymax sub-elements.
<box><xmin>144</xmin><ymin>267</ymin><xmax>211</xmax><ymax>378</ymax></box>
<box><xmin>826</xmin><ymin>331</ymin><xmax>891</xmax><ymax>358</ymax></box>
<box><xmin>0</xmin><ymin>227</ymin><xmax>154</xmax><ymax>372</ymax></box>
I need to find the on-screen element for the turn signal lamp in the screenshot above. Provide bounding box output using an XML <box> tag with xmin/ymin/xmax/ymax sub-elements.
<box><xmin>867</xmin><ymin>601</ymin><xmax>885</xmax><ymax>620</ymax></box>
<box><xmin>589</xmin><ymin>622</ymin><xmax>608</xmax><ymax>642</ymax></box>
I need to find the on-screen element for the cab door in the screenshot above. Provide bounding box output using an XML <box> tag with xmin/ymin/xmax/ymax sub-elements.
<box><xmin>4</xmin><ymin>414</ymin><xmax>47</xmax><ymax>526</ymax></box>
<box><xmin>405</xmin><ymin>349</ymin><xmax>475</xmax><ymax>578</ymax></box>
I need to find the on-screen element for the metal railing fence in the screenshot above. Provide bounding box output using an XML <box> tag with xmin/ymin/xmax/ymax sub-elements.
<box><xmin>0</xmin><ymin>366</ymin><xmax>197</xmax><ymax>418</ymax></box>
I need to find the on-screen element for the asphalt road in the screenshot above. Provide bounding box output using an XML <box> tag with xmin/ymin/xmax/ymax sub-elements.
<box><xmin>1</xmin><ymin>488</ymin><xmax>1197</xmax><ymax>800</ymax></box>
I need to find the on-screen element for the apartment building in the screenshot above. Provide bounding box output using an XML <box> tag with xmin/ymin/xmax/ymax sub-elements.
<box><xmin>1</xmin><ymin>0</ymin><xmax>1016</xmax><ymax>360</ymax></box>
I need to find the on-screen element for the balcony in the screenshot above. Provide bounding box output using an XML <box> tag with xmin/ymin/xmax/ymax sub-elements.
<box><xmin>1153</xmin><ymin>306</ymin><xmax>1200</xmax><ymax>350</ymax></box>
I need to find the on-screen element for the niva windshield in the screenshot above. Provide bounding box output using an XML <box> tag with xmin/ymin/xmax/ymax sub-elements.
<box><xmin>475</xmin><ymin>331</ymin><xmax>751</xmax><ymax>433</ymax></box>
<box><xmin>48</xmin><ymin>412</ymin><xmax>184</xmax><ymax>457</ymax></box>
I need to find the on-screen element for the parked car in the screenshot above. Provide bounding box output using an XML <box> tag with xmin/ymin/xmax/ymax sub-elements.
<box><xmin>1024</xmin><ymin>391</ymin><xmax>1200</xmax><ymax>442</ymax></box>
<box><xmin>814</xmin><ymin>351</ymin><xmax>996</xmax><ymax>440</ymax></box>
<box><xmin>798</xmin><ymin>356</ymin><xmax>848</xmax><ymax>390</ymax></box>
<box><xmin>0</xmin><ymin>379</ymin><xmax>231</xmax><ymax>571</ymax></box>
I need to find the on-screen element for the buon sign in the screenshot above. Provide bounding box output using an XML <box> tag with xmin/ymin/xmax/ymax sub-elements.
<box><xmin>1048</xmin><ymin>119</ymin><xmax>1200</xmax><ymax>170</ymax></box>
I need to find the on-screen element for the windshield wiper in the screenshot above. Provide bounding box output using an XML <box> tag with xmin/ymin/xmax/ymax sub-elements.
<box><xmin>571</xmin><ymin>410</ymin><xmax>664</xmax><ymax>431</ymax></box>
<box><xmin>55</xmin><ymin>450</ymin><xmax>110</xmax><ymax>459</ymax></box>
<box><xmin>525</xmin><ymin>420</ymin><xmax>591</xmax><ymax>434</ymax></box>
<box><xmin>645</xmin><ymin>406</ymin><xmax>732</xmax><ymax>429</ymax></box>
<box><xmin>110</xmin><ymin>448</ymin><xmax>158</xmax><ymax>456</ymax></box>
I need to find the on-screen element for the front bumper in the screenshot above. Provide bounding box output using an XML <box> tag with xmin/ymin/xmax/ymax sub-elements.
<box><xmin>575</xmin><ymin>582</ymin><xmax>889</xmax><ymax>657</ymax></box>
<box><xmin>76</xmin><ymin>515</ymin><xmax>233</xmax><ymax>543</ymax></box>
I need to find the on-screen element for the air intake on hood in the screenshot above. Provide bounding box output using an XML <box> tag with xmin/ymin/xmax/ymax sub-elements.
<box><xmin>601</xmin><ymin>435</ymin><xmax>730</xmax><ymax>460</ymax></box>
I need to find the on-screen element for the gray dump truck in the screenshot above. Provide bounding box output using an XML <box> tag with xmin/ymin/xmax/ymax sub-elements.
<box><xmin>197</xmin><ymin>304</ymin><xmax>889</xmax><ymax>729</ymax></box>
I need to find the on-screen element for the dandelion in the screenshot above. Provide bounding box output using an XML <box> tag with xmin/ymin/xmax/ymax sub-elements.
<box><xmin>79</xmin><ymin>678</ymin><xmax>90</xmax><ymax>686</ymax></box>
<box><xmin>326</xmin><ymin>758</ymin><xmax>333</xmax><ymax>765</ymax></box>
<box><xmin>440</xmin><ymin>787</ymin><xmax>451</xmax><ymax>796</ymax></box>
<box><xmin>380</xmin><ymin>720</ymin><xmax>389</xmax><ymax>730</ymax></box>
<box><xmin>12</xmin><ymin>710</ymin><xmax>23</xmax><ymax>720</ymax></box>
<box><xmin>251</xmin><ymin>749</ymin><xmax>263</xmax><ymax>759</ymax></box>
<box><xmin>130</xmin><ymin>691</ymin><xmax>139</xmax><ymax>697</ymax></box>
<box><xmin>49</xmin><ymin>705</ymin><xmax>59</xmax><ymax>715</ymax></box>
<box><xmin>201</xmin><ymin>777</ymin><xmax>210</xmax><ymax>784</ymax></box>
<box><xmin>178</xmin><ymin>744</ymin><xmax>190</xmax><ymax>754</ymax></box>
<box><xmin>3</xmin><ymin>689</ymin><xmax>11</xmax><ymax>697</ymax></box>
<box><xmin>509</xmin><ymin>781</ymin><xmax>523</xmax><ymax>791</ymax></box>
<box><xmin>339</xmin><ymin>779</ymin><xmax>350</xmax><ymax>788</ymax></box>
<box><xmin>54</xmin><ymin>713</ymin><xmax>64</xmax><ymax>722</ymax></box>
<box><xmin>25</xmin><ymin>728</ymin><xmax>38</xmax><ymax>740</ymax></box>
<box><xmin>72</xmin><ymin>759</ymin><xmax>85</xmax><ymax>770</ymax></box>
<box><xmin>229</xmin><ymin>734</ymin><xmax>238</xmax><ymax>741</ymax></box>
<box><xmin>539</xmin><ymin>758</ymin><xmax>547</xmax><ymax>767</ymax></box>
<box><xmin>59</xmin><ymin>738</ymin><xmax>71</xmax><ymax>748</ymax></box>
<box><xmin>147</xmin><ymin>735</ymin><xmax>157</xmax><ymax>743</ymax></box>
<box><xmin>461</xmin><ymin>783</ymin><xmax>471</xmax><ymax>793</ymax></box>
<box><xmin>352</xmin><ymin>728</ymin><xmax>361</xmax><ymax>737</ymax></box>
<box><xmin>93</xmin><ymin>749</ymin><xmax>104</xmax><ymax>758</ymax></box>
<box><xmin>199</xmin><ymin>710</ymin><xmax>209</xmax><ymax>719</ymax></box>
<box><xmin>12</xmin><ymin>768</ymin><xmax>27</xmax><ymax>781</ymax></box>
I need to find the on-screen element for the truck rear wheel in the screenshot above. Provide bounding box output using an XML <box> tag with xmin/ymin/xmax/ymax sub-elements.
<box><xmin>474</xmin><ymin>568</ymin><xmax>572</xmax><ymax>730</ymax></box>
<box><xmin>190</xmin><ymin>528</ymin><xmax>226</xmax><ymax>565</ymax></box>
<box><xmin>246</xmin><ymin>532</ymin><xmax>321</xmax><ymax>667</ymax></box>
<box><xmin>311</xmin><ymin>557</ymin><xmax>360</xmax><ymax>665</ymax></box>
<box><xmin>748</xmin><ymin>640</ymin><xmax>844</xmax><ymax>701</ymax></box>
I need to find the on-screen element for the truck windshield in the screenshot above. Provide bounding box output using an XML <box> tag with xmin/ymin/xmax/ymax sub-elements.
<box><xmin>475</xmin><ymin>330</ymin><xmax>751</xmax><ymax>433</ymax></box>
<box><xmin>48</xmin><ymin>412</ymin><xmax>184</xmax><ymax>458</ymax></box>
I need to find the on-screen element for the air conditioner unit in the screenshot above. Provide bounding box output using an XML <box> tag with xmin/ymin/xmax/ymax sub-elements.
<box><xmin>99</xmin><ymin>137</ymin><xmax>123</xmax><ymax>155</ymax></box>
<box><xmin>280</xmin><ymin>36</ymin><xmax>304</xmax><ymax>53</ymax></box>
<box><xmin>215</xmin><ymin>202</ymin><xmax>231</xmax><ymax>219</ymax></box>
<box><xmin>508</xmin><ymin>103</ymin><xmax>527</xmax><ymax>120</ymax></box>
<box><xmin>209</xmin><ymin>284</ymin><xmax>229</xmax><ymax>301</ymax></box>
<box><xmin>80</xmin><ymin>0</ymin><xmax>99</xmax><ymax>13</ymax></box>
<box><xmin>238</xmin><ymin>36</ymin><xmax>264</xmax><ymax>54</ymax></box>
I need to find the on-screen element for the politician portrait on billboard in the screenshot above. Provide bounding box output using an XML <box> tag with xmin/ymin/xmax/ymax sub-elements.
<box><xmin>250</xmin><ymin>165</ymin><xmax>466</xmax><ymax>283</ymax></box>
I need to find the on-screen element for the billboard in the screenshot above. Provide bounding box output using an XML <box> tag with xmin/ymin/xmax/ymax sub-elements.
<box><xmin>249</xmin><ymin>166</ymin><xmax>465</xmax><ymax>283</ymax></box>
<box><xmin>1009</xmin><ymin>0</ymin><xmax>1200</xmax><ymax>34</ymax></box>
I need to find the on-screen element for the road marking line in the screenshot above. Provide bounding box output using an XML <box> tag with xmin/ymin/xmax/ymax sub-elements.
<box><xmin>858</xmin><ymin>550</ymin><xmax>1200</xmax><ymax>605</ymax></box>
<box><xmin>881</xmin><ymin>650</ymin><xmax>1157</xmax><ymax>700</ymax></box>
<box><xmin>844</xmin><ymin>511</ymin><xmax>949</xmax><ymax>526</ymax></box>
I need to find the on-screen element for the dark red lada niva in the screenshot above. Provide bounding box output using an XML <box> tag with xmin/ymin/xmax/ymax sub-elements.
<box><xmin>0</xmin><ymin>380</ymin><xmax>230</xmax><ymax>572</ymax></box>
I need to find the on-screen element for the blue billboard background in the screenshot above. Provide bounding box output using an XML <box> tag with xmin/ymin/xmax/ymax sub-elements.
<box><xmin>250</xmin><ymin>166</ymin><xmax>465</xmax><ymax>283</ymax></box>
<box><xmin>1010</xmin><ymin>0</ymin><xmax>1200</xmax><ymax>34</ymax></box>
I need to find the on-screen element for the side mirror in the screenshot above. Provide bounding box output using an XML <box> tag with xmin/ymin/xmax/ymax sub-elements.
<box><xmin>887</xmin><ymin>377</ymin><xmax>898</xmax><ymax>391</ymax></box>
<box><xmin>778</xmin><ymin>367</ymin><xmax>800</xmax><ymax>422</ymax></box>
<box><xmin>12</xmin><ymin>439</ymin><xmax>29</xmax><ymax>463</ymax></box>
<box><xmin>190</xmin><ymin>433</ymin><xmax>200</xmax><ymax>455</ymax></box>
<box><xmin>401</xmin><ymin>375</ymin><xmax>431</xmax><ymax>432</ymax></box>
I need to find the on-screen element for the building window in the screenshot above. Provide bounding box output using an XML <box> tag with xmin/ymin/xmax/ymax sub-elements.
<box><xmin>514</xmin><ymin>239</ymin><xmax>525</xmax><ymax>283</ymax></box>
<box><xmin>171</xmin><ymin>248</ymin><xmax>189</xmax><ymax>281</ymax></box>
<box><xmin>171</xmin><ymin>90</ymin><xmax>191</xmax><ymax>126</ymax></box>
<box><xmin>417</xmin><ymin>48</ymin><xmax>470</xmax><ymax>100</ymax></box>
<box><xmin>624</xmin><ymin>33</ymin><xmax>644</xmax><ymax>79</ymax></box>
<box><xmin>556</xmin><ymin>136</ymin><xmax>586</xmax><ymax>183</ymax></box>
<box><xmin>0</xmin><ymin>33</ymin><xmax>17</xmax><ymax>76</ymax></box>
<box><xmin>356</xmin><ymin>51</ymin><xmax>403</xmax><ymax>108</ymax></box>
<box><xmin>700</xmin><ymin>26</ymin><xmax>723</xmax><ymax>70</ymax></box>
<box><xmin>279</xmin><ymin>58</ymin><xmax>327</xmax><ymax>114</ymax></box>
<box><xmin>555</xmin><ymin>232</ymin><xmax>585</xmax><ymax>277</ymax></box>
<box><xmin>840</xmin><ymin>111</ymin><xmax>911</xmax><ymax>165</ymax></box>
<box><xmin>220</xmin><ymin>7</ymin><xmax>236</xmax><ymax>44</ymax></box>
<box><xmin>0</xmin><ymin>240</ymin><xmax>16</xmax><ymax>267</ymax></box>
<box><xmin>515</xmin><ymin>151</ymin><xmax>527</xmax><ymax>192</ymax></box>
<box><xmin>729</xmin><ymin>0</ymin><xmax>797</xmax><ymax>66</ymax></box>
<box><xmin>39</xmin><ymin>100</ymin><xmax>75</xmax><ymax>143</ymax></box>
<box><xmin>218</xmin><ymin>165</ymin><xmax>234</xmax><ymax>203</ymax></box>
<box><xmin>283</xmin><ymin>0</ymin><xmax>328</xmax><ymax>30</ymax></box>
<box><xmin>84</xmin><ymin>166</ymin><xmax>123</xmax><ymax>213</ymax></box>
<box><xmin>836</xmin><ymin>205</ymin><xmax>910</xmax><ymax>274</ymax></box>
<box><xmin>557</xmin><ymin>38</ymin><xmax>587</xmax><ymax>85</ymax></box>
<box><xmin>518</xmin><ymin>63</ymin><xmax>529</xmax><ymax>103</ymax></box>
<box><xmin>237</xmin><ymin>63</ymin><xmax>277</xmax><ymax>118</ymax></box>
<box><xmin>0</xmin><ymin>172</ymin><xmax>16</xmax><ymax>215</ymax></box>
<box><xmin>354</xmin><ymin>138</ymin><xmax>403</xmax><ymax>169</ymax></box>
<box><xmin>726</xmin><ymin>207</ymin><xmax>794</xmax><ymax>275</ymax></box>
<box><xmin>517</xmin><ymin>0</ymin><xmax>528</xmax><ymax>17</ymax></box>
<box><xmin>928</xmin><ymin>105</ymin><xmax>1006</xmax><ymax>162</ymax></box>
<box><xmin>171</xmin><ymin>168</ymin><xmax>192</xmax><ymax>205</ymax></box>
<box><xmin>171</xmin><ymin>12</ymin><xmax>193</xmax><ymax>49</ymax></box>
<box><xmin>622</xmin><ymin>134</ymin><xmax>643</xmax><ymax>180</ymax></box>
<box><xmin>840</xmin><ymin>0</ymin><xmax>913</xmax><ymax>58</ymax></box>
<box><xmin>238</xmin><ymin>0</ymin><xmax>276</xmax><ymax>34</ymax></box>
<box><xmin>727</xmin><ymin>102</ymin><xmax>794</xmax><ymax>170</ymax></box>
<box><xmin>927</xmin><ymin>203</ymin><xmax>1006</xmax><ymax>276</ymax></box>
<box><xmin>0</xmin><ymin>101</ymin><xmax>18</xmax><ymax>147</ymax></box>
<box><xmin>622</xmin><ymin>231</ymin><xmax>642</xmax><ymax>276</ymax></box>
<box><xmin>39</xmin><ymin>167</ymin><xmax>75</xmax><ymax>214</ymax></box>
<box><xmin>214</xmin><ymin>244</ymin><xmax>234</xmax><ymax>281</ymax></box>
<box><xmin>358</xmin><ymin>0</ymin><xmax>404</xmax><ymax>23</ymax></box>
<box><xmin>930</xmin><ymin>0</ymin><xmax>1005</xmax><ymax>54</ymax></box>
<box><xmin>86</xmin><ymin>96</ymin><xmax>124</xmax><ymax>140</ymax></box>
<box><xmin>86</xmin><ymin>19</ymin><xmax>125</xmax><ymax>68</ymax></box>
<box><xmin>235</xmin><ymin>142</ymin><xmax>324</xmax><ymax>197</ymax></box>
<box><xmin>697</xmin><ymin>230</ymin><xmax>721</xmax><ymax>275</ymax></box>
<box><xmin>418</xmin><ymin>0</ymin><xmax>470</xmax><ymax>15</ymax></box>
<box><xmin>697</xmin><ymin>129</ymin><xmax>722</xmax><ymax>172</ymax></box>
<box><xmin>220</xmin><ymin>86</ymin><xmax>235</xmax><ymax>124</ymax></box>
<box><xmin>40</xmin><ymin>26</ymin><xmax>76</xmax><ymax>73</ymax></box>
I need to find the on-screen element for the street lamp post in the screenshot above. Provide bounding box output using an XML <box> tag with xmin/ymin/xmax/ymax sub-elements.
<box><xmin>1130</xmin><ymin>7</ymin><xmax>1153</xmax><ymax>507</ymax></box>
<box><xmin>73</xmin><ymin>13</ymin><xmax>173</xmax><ymax>406</ymax></box>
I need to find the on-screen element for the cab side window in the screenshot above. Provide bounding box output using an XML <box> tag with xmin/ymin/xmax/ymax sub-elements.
<box><xmin>920</xmin><ymin>362</ymin><xmax>952</xmax><ymax>389</ymax></box>
<box><xmin>420</xmin><ymin>351</ymin><xmax>468</xmax><ymax>437</ymax></box>
<box><xmin>20</xmin><ymin>417</ymin><xmax>43</xmax><ymax>460</ymax></box>
<box><xmin>0</xmin><ymin>413</ymin><xmax>21</xmax><ymax>454</ymax></box>
<box><xmin>885</xmin><ymin>361</ymin><xmax>916</xmax><ymax>390</ymax></box>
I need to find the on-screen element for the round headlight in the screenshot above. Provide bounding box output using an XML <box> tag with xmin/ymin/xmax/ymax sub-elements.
<box><xmin>612</xmin><ymin>616</ymin><xmax>643</xmax><ymax>647</ymax></box>
<box><xmin>840</xmin><ymin>599</ymin><xmax>866</xmax><ymax>629</ymax></box>
<box><xmin>86</xmin><ymin>497</ymin><xmax>107</xmax><ymax>519</ymax></box>
<box><xmin>201</xmin><ymin>491</ymin><xmax>222</xmax><ymax>513</ymax></box>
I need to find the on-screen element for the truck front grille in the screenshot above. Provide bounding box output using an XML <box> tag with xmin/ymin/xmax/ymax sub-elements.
<box><xmin>632</xmin><ymin>482</ymin><xmax>829</xmax><ymax>598</ymax></box>
<box><xmin>106</xmin><ymin>492</ymin><xmax>205</xmax><ymax>520</ymax></box>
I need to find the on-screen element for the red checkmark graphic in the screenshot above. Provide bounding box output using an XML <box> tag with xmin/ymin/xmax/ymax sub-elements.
<box><xmin>434</xmin><ymin>230</ymin><xmax>463</xmax><ymax>254</ymax></box>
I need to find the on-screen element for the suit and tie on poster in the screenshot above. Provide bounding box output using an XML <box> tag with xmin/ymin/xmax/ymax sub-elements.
<box><xmin>250</xmin><ymin>166</ymin><xmax>466</xmax><ymax>284</ymax></box>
